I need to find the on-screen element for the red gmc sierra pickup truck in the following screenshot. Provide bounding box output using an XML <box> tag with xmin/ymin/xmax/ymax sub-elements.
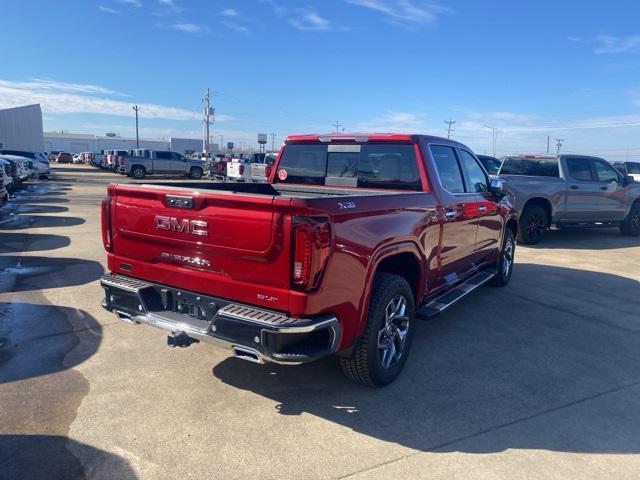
<box><xmin>101</xmin><ymin>133</ymin><xmax>518</xmax><ymax>386</ymax></box>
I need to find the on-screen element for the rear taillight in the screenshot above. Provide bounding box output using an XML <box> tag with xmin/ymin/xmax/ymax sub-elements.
<box><xmin>101</xmin><ymin>196</ymin><xmax>112</xmax><ymax>252</ymax></box>
<box><xmin>239</xmin><ymin>164</ymin><xmax>245</xmax><ymax>175</ymax></box>
<box><xmin>265</xmin><ymin>166</ymin><xmax>272</xmax><ymax>178</ymax></box>
<box><xmin>291</xmin><ymin>217</ymin><xmax>331</xmax><ymax>291</ymax></box>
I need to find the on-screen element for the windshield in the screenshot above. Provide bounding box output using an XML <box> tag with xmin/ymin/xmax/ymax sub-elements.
<box><xmin>627</xmin><ymin>162</ymin><xmax>640</xmax><ymax>174</ymax></box>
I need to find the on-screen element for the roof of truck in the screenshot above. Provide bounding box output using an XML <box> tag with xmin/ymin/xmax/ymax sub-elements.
<box><xmin>285</xmin><ymin>133</ymin><xmax>462</xmax><ymax>145</ymax></box>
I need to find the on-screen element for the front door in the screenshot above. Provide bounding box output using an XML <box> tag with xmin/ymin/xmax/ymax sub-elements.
<box><xmin>563</xmin><ymin>156</ymin><xmax>602</xmax><ymax>222</ymax></box>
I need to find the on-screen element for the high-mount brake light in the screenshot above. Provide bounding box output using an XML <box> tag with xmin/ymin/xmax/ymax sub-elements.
<box><xmin>291</xmin><ymin>217</ymin><xmax>332</xmax><ymax>291</ymax></box>
<box><xmin>101</xmin><ymin>195</ymin><xmax>112</xmax><ymax>252</ymax></box>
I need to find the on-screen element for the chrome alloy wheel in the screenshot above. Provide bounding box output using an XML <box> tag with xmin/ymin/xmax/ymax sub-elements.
<box><xmin>377</xmin><ymin>295</ymin><xmax>410</xmax><ymax>369</ymax></box>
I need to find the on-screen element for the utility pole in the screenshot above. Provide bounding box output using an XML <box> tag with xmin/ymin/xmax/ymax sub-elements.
<box><xmin>556</xmin><ymin>138</ymin><xmax>564</xmax><ymax>154</ymax></box>
<box><xmin>444</xmin><ymin>118</ymin><xmax>456</xmax><ymax>139</ymax></box>
<box><xmin>202</xmin><ymin>88</ymin><xmax>214</xmax><ymax>154</ymax></box>
<box><xmin>219</xmin><ymin>135</ymin><xmax>224</xmax><ymax>154</ymax></box>
<box><xmin>483</xmin><ymin>125</ymin><xmax>499</xmax><ymax>157</ymax></box>
<box><xmin>547</xmin><ymin>136</ymin><xmax>550</xmax><ymax>154</ymax></box>
<box><xmin>270</xmin><ymin>133</ymin><xmax>277</xmax><ymax>152</ymax></box>
<box><xmin>132</xmin><ymin>105</ymin><xmax>141</xmax><ymax>148</ymax></box>
<box><xmin>333</xmin><ymin>121</ymin><xmax>343</xmax><ymax>133</ymax></box>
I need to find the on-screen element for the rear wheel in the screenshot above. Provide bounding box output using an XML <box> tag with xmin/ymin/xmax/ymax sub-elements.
<box><xmin>620</xmin><ymin>203</ymin><xmax>640</xmax><ymax>236</ymax></box>
<box><xmin>131</xmin><ymin>166</ymin><xmax>146</xmax><ymax>179</ymax></box>
<box><xmin>491</xmin><ymin>228</ymin><xmax>516</xmax><ymax>287</ymax></box>
<box><xmin>189</xmin><ymin>167</ymin><xmax>203</xmax><ymax>179</ymax></box>
<box><xmin>518</xmin><ymin>205</ymin><xmax>548</xmax><ymax>245</ymax></box>
<box><xmin>340</xmin><ymin>273</ymin><xmax>415</xmax><ymax>387</ymax></box>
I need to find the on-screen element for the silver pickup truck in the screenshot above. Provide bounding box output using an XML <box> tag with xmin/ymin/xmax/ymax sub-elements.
<box><xmin>119</xmin><ymin>150</ymin><xmax>205</xmax><ymax>180</ymax></box>
<box><xmin>498</xmin><ymin>154</ymin><xmax>640</xmax><ymax>244</ymax></box>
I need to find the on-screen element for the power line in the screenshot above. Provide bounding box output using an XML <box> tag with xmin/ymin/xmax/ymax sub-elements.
<box><xmin>444</xmin><ymin>118</ymin><xmax>456</xmax><ymax>139</ymax></box>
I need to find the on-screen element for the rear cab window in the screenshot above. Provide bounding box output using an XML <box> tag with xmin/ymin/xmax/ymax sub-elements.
<box><xmin>500</xmin><ymin>157</ymin><xmax>560</xmax><ymax>177</ymax></box>
<box><xmin>274</xmin><ymin>143</ymin><xmax>422</xmax><ymax>191</ymax></box>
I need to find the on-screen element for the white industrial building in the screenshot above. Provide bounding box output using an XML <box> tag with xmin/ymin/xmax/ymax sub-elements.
<box><xmin>43</xmin><ymin>133</ymin><xmax>210</xmax><ymax>155</ymax></box>
<box><xmin>0</xmin><ymin>104</ymin><xmax>44</xmax><ymax>151</ymax></box>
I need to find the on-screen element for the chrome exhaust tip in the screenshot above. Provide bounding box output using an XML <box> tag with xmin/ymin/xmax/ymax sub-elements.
<box><xmin>232</xmin><ymin>345</ymin><xmax>265</xmax><ymax>364</ymax></box>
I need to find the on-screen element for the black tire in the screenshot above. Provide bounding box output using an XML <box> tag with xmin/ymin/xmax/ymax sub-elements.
<box><xmin>189</xmin><ymin>167</ymin><xmax>203</xmax><ymax>179</ymax></box>
<box><xmin>517</xmin><ymin>205</ymin><xmax>548</xmax><ymax>245</ymax></box>
<box><xmin>620</xmin><ymin>203</ymin><xmax>640</xmax><ymax>236</ymax></box>
<box><xmin>131</xmin><ymin>166</ymin><xmax>146</xmax><ymax>179</ymax></box>
<box><xmin>491</xmin><ymin>228</ymin><xmax>516</xmax><ymax>287</ymax></box>
<box><xmin>340</xmin><ymin>273</ymin><xmax>415</xmax><ymax>387</ymax></box>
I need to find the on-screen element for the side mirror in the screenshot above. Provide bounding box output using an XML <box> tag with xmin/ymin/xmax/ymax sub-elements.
<box><xmin>624</xmin><ymin>174</ymin><xmax>635</xmax><ymax>186</ymax></box>
<box><xmin>490</xmin><ymin>178</ymin><xmax>506</xmax><ymax>196</ymax></box>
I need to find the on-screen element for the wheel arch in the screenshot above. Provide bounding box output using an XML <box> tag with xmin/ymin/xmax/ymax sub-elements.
<box><xmin>522</xmin><ymin>196</ymin><xmax>553</xmax><ymax>225</ymax></box>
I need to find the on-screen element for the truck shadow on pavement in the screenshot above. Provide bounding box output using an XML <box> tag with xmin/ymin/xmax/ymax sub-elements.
<box><xmin>0</xmin><ymin>214</ymin><xmax>85</xmax><ymax>230</ymax></box>
<box><xmin>213</xmin><ymin>263</ymin><xmax>640</xmax><ymax>454</ymax></box>
<box><xmin>0</xmin><ymin>435</ymin><xmax>137</xmax><ymax>480</ymax></box>
<box><xmin>0</xmin><ymin>233</ymin><xmax>71</xmax><ymax>253</ymax></box>
<box><xmin>0</xmin><ymin>256</ymin><xmax>104</xmax><ymax>293</ymax></box>
<box><xmin>527</xmin><ymin>227</ymin><xmax>640</xmax><ymax>250</ymax></box>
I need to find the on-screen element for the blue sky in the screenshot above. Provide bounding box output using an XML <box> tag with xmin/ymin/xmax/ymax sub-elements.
<box><xmin>1</xmin><ymin>0</ymin><xmax>640</xmax><ymax>159</ymax></box>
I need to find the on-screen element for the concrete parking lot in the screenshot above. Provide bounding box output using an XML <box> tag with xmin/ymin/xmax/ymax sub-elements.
<box><xmin>1</xmin><ymin>163</ymin><xmax>640</xmax><ymax>479</ymax></box>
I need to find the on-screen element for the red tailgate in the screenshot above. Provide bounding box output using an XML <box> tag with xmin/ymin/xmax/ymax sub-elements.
<box><xmin>108</xmin><ymin>184</ymin><xmax>293</xmax><ymax>311</ymax></box>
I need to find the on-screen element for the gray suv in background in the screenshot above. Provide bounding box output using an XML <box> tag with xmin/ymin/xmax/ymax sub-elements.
<box><xmin>118</xmin><ymin>150</ymin><xmax>206</xmax><ymax>179</ymax></box>
<box><xmin>498</xmin><ymin>154</ymin><xmax>640</xmax><ymax>244</ymax></box>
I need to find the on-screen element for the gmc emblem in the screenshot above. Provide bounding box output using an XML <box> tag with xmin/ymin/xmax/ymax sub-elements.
<box><xmin>155</xmin><ymin>216</ymin><xmax>208</xmax><ymax>237</ymax></box>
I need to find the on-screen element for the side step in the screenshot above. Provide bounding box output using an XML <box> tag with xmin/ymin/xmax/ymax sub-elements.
<box><xmin>416</xmin><ymin>270</ymin><xmax>496</xmax><ymax>319</ymax></box>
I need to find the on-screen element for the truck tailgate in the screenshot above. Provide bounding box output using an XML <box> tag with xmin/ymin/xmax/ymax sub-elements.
<box><xmin>108</xmin><ymin>184</ymin><xmax>293</xmax><ymax>311</ymax></box>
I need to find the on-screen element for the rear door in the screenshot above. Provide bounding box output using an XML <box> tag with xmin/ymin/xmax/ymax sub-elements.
<box><xmin>153</xmin><ymin>151</ymin><xmax>173</xmax><ymax>173</ymax></box>
<box><xmin>562</xmin><ymin>156</ymin><xmax>602</xmax><ymax>221</ymax></box>
<box><xmin>428</xmin><ymin>144</ymin><xmax>479</xmax><ymax>285</ymax></box>
<box><xmin>592</xmin><ymin>158</ymin><xmax>628</xmax><ymax>221</ymax></box>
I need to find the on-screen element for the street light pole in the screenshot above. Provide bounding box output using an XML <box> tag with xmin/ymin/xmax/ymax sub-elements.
<box><xmin>132</xmin><ymin>105</ymin><xmax>141</xmax><ymax>148</ymax></box>
<box><xmin>483</xmin><ymin>124</ymin><xmax>499</xmax><ymax>157</ymax></box>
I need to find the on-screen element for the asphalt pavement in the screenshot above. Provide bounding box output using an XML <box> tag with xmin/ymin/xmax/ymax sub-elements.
<box><xmin>1</xmin><ymin>164</ymin><xmax>639</xmax><ymax>479</ymax></box>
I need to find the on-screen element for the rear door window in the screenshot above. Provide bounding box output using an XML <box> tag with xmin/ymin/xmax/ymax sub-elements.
<box><xmin>565</xmin><ymin>157</ymin><xmax>594</xmax><ymax>181</ymax></box>
<box><xmin>429</xmin><ymin>145</ymin><xmax>465</xmax><ymax>193</ymax></box>
<box><xmin>275</xmin><ymin>143</ymin><xmax>421</xmax><ymax>190</ymax></box>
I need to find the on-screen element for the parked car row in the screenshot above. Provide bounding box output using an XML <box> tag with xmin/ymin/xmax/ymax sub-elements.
<box><xmin>211</xmin><ymin>152</ymin><xmax>277</xmax><ymax>182</ymax></box>
<box><xmin>0</xmin><ymin>149</ymin><xmax>51</xmax><ymax>205</ymax></box>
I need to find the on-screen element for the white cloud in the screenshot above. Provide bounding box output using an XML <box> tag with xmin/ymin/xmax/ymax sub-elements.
<box><xmin>98</xmin><ymin>5</ymin><xmax>120</xmax><ymax>14</ymax></box>
<box><xmin>0</xmin><ymin>79</ymin><xmax>202</xmax><ymax>121</ymax></box>
<box><xmin>0</xmin><ymin>79</ymin><xmax>129</xmax><ymax>97</ymax></box>
<box><xmin>116</xmin><ymin>0</ymin><xmax>142</xmax><ymax>7</ymax></box>
<box><xmin>158</xmin><ymin>0</ymin><xmax>174</xmax><ymax>5</ymax></box>
<box><xmin>344</xmin><ymin>0</ymin><xmax>452</xmax><ymax>26</ymax></box>
<box><xmin>571</xmin><ymin>35</ymin><xmax>640</xmax><ymax>55</ymax></box>
<box><xmin>163</xmin><ymin>22</ymin><xmax>210</xmax><ymax>34</ymax></box>
<box><xmin>356</xmin><ymin>111</ymin><xmax>428</xmax><ymax>131</ymax></box>
<box><xmin>220</xmin><ymin>8</ymin><xmax>238</xmax><ymax>17</ymax></box>
<box><xmin>594</xmin><ymin>35</ymin><xmax>640</xmax><ymax>54</ymax></box>
<box><xmin>290</xmin><ymin>11</ymin><xmax>333</xmax><ymax>31</ymax></box>
<box><xmin>221</xmin><ymin>20</ymin><xmax>251</xmax><ymax>35</ymax></box>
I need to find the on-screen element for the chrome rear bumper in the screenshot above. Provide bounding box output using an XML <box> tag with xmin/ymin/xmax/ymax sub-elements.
<box><xmin>100</xmin><ymin>273</ymin><xmax>340</xmax><ymax>365</ymax></box>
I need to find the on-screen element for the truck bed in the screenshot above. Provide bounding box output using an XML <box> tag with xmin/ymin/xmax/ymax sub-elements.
<box><xmin>136</xmin><ymin>181</ymin><xmax>404</xmax><ymax>198</ymax></box>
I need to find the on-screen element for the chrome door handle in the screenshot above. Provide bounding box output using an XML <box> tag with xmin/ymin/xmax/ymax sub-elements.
<box><xmin>478</xmin><ymin>205</ymin><xmax>487</xmax><ymax>212</ymax></box>
<box><xmin>444</xmin><ymin>209</ymin><xmax>456</xmax><ymax>219</ymax></box>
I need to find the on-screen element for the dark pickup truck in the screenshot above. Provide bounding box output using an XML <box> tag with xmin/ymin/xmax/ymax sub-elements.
<box><xmin>100</xmin><ymin>133</ymin><xmax>517</xmax><ymax>386</ymax></box>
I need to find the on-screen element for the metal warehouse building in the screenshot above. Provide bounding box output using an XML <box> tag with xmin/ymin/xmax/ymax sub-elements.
<box><xmin>43</xmin><ymin>133</ymin><xmax>207</xmax><ymax>155</ymax></box>
<box><xmin>0</xmin><ymin>104</ymin><xmax>44</xmax><ymax>151</ymax></box>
